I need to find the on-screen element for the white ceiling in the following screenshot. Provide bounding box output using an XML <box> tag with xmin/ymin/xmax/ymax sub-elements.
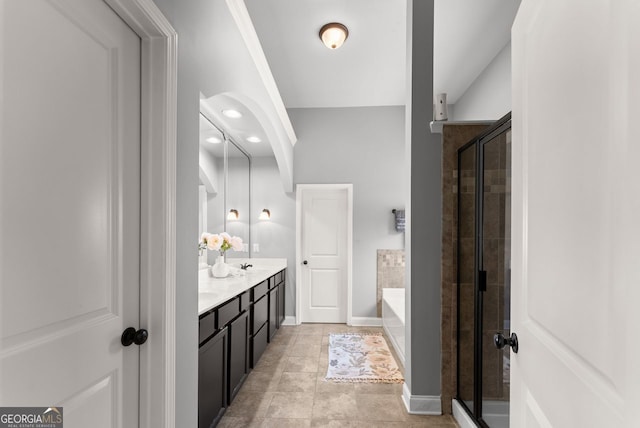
<box><xmin>245</xmin><ymin>0</ymin><xmax>407</xmax><ymax>109</ymax></box>
<box><xmin>199</xmin><ymin>0</ymin><xmax>521</xmax><ymax>164</ymax></box>
<box><xmin>245</xmin><ymin>0</ymin><xmax>520</xmax><ymax>109</ymax></box>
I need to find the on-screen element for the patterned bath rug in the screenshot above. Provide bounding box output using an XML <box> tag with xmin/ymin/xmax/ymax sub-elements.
<box><xmin>325</xmin><ymin>333</ymin><xmax>404</xmax><ymax>383</ymax></box>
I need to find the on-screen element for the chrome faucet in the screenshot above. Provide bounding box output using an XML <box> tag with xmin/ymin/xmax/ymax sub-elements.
<box><xmin>240</xmin><ymin>263</ymin><xmax>253</xmax><ymax>270</ymax></box>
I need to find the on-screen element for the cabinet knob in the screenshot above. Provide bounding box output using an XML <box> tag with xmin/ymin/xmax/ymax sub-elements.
<box><xmin>121</xmin><ymin>327</ymin><xmax>149</xmax><ymax>346</ymax></box>
<box><xmin>303</xmin><ymin>260</ymin><xmax>308</xmax><ymax>265</ymax></box>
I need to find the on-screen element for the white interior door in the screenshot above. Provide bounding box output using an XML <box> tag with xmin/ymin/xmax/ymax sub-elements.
<box><xmin>511</xmin><ymin>0</ymin><xmax>640</xmax><ymax>426</ymax></box>
<box><xmin>1</xmin><ymin>0</ymin><xmax>141</xmax><ymax>426</ymax></box>
<box><xmin>299</xmin><ymin>186</ymin><xmax>349</xmax><ymax>323</ymax></box>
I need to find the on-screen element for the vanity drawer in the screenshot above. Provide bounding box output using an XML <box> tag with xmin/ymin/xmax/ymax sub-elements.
<box><xmin>218</xmin><ymin>297</ymin><xmax>240</xmax><ymax>328</ymax></box>
<box><xmin>274</xmin><ymin>270</ymin><xmax>284</xmax><ymax>286</ymax></box>
<box><xmin>268</xmin><ymin>276</ymin><xmax>277</xmax><ymax>290</ymax></box>
<box><xmin>252</xmin><ymin>280</ymin><xmax>269</xmax><ymax>301</ymax></box>
<box><xmin>239</xmin><ymin>291</ymin><xmax>250</xmax><ymax>312</ymax></box>
<box><xmin>199</xmin><ymin>311</ymin><xmax>217</xmax><ymax>345</ymax></box>
<box><xmin>252</xmin><ymin>295</ymin><xmax>268</xmax><ymax>333</ymax></box>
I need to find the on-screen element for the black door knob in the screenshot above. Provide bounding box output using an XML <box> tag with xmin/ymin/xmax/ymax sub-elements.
<box><xmin>303</xmin><ymin>260</ymin><xmax>308</xmax><ymax>265</ymax></box>
<box><xmin>121</xmin><ymin>327</ymin><xmax>149</xmax><ymax>346</ymax></box>
<box><xmin>494</xmin><ymin>332</ymin><xmax>518</xmax><ymax>353</ymax></box>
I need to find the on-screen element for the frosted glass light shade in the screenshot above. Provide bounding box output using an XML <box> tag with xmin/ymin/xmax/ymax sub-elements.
<box><xmin>227</xmin><ymin>209</ymin><xmax>239</xmax><ymax>220</ymax></box>
<box><xmin>320</xmin><ymin>23</ymin><xmax>348</xmax><ymax>50</ymax></box>
<box><xmin>259</xmin><ymin>209</ymin><xmax>270</xmax><ymax>220</ymax></box>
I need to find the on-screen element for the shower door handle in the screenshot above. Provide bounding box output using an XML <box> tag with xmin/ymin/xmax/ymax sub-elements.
<box><xmin>478</xmin><ymin>270</ymin><xmax>487</xmax><ymax>292</ymax></box>
<box><xmin>494</xmin><ymin>332</ymin><xmax>518</xmax><ymax>353</ymax></box>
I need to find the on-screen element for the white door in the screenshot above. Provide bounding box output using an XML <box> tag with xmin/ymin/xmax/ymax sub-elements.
<box><xmin>511</xmin><ymin>0</ymin><xmax>640</xmax><ymax>426</ymax></box>
<box><xmin>299</xmin><ymin>186</ymin><xmax>350</xmax><ymax>323</ymax></box>
<box><xmin>1</xmin><ymin>0</ymin><xmax>141</xmax><ymax>426</ymax></box>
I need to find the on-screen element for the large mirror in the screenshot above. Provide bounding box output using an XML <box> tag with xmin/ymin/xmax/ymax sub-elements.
<box><xmin>225</xmin><ymin>141</ymin><xmax>250</xmax><ymax>259</ymax></box>
<box><xmin>199</xmin><ymin>112</ymin><xmax>251</xmax><ymax>264</ymax></box>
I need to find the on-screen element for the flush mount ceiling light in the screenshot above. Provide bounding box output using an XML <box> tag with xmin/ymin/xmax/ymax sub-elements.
<box><xmin>246</xmin><ymin>136</ymin><xmax>261</xmax><ymax>143</ymax></box>
<box><xmin>206</xmin><ymin>136</ymin><xmax>222</xmax><ymax>144</ymax></box>
<box><xmin>319</xmin><ymin>22</ymin><xmax>349</xmax><ymax>50</ymax></box>
<box><xmin>227</xmin><ymin>209</ymin><xmax>239</xmax><ymax>220</ymax></box>
<box><xmin>222</xmin><ymin>109</ymin><xmax>242</xmax><ymax>119</ymax></box>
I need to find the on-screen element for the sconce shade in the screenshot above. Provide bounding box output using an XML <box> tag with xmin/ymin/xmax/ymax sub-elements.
<box><xmin>227</xmin><ymin>209</ymin><xmax>239</xmax><ymax>220</ymax></box>
<box><xmin>259</xmin><ymin>209</ymin><xmax>271</xmax><ymax>220</ymax></box>
<box><xmin>319</xmin><ymin>23</ymin><xmax>348</xmax><ymax>50</ymax></box>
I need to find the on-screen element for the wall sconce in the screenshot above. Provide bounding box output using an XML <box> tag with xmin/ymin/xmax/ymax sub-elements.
<box><xmin>259</xmin><ymin>209</ymin><xmax>271</xmax><ymax>220</ymax></box>
<box><xmin>227</xmin><ymin>209</ymin><xmax>239</xmax><ymax>220</ymax></box>
<box><xmin>319</xmin><ymin>23</ymin><xmax>349</xmax><ymax>50</ymax></box>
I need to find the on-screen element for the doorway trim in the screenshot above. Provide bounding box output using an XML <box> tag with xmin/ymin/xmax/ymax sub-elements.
<box><xmin>295</xmin><ymin>184</ymin><xmax>353</xmax><ymax>325</ymax></box>
<box><xmin>102</xmin><ymin>1</ymin><xmax>177</xmax><ymax>426</ymax></box>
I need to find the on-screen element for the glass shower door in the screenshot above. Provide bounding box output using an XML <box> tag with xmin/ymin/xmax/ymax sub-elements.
<box><xmin>456</xmin><ymin>114</ymin><xmax>511</xmax><ymax>428</ymax></box>
<box><xmin>457</xmin><ymin>143</ymin><xmax>477</xmax><ymax>413</ymax></box>
<box><xmin>479</xmin><ymin>128</ymin><xmax>511</xmax><ymax>428</ymax></box>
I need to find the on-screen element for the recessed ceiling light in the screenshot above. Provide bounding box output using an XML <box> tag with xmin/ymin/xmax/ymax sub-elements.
<box><xmin>246</xmin><ymin>136</ymin><xmax>261</xmax><ymax>143</ymax></box>
<box><xmin>206</xmin><ymin>136</ymin><xmax>222</xmax><ymax>144</ymax></box>
<box><xmin>222</xmin><ymin>109</ymin><xmax>242</xmax><ymax>119</ymax></box>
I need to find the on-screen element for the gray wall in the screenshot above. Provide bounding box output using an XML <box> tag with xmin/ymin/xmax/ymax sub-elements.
<box><xmin>150</xmin><ymin>0</ymin><xmax>211</xmax><ymax>425</ymax></box>
<box><xmin>291</xmin><ymin>106</ymin><xmax>406</xmax><ymax>319</ymax></box>
<box><xmin>405</xmin><ymin>0</ymin><xmax>442</xmax><ymax>398</ymax></box>
<box><xmin>250</xmin><ymin>157</ymin><xmax>297</xmax><ymax>314</ymax></box>
<box><xmin>453</xmin><ymin>41</ymin><xmax>512</xmax><ymax>121</ymax></box>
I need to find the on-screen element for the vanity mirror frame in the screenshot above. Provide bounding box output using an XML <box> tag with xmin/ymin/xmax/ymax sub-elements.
<box><xmin>200</xmin><ymin>111</ymin><xmax>252</xmax><ymax>259</ymax></box>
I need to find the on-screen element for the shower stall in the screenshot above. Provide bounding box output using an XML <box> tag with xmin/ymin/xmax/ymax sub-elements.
<box><xmin>456</xmin><ymin>114</ymin><xmax>511</xmax><ymax>428</ymax></box>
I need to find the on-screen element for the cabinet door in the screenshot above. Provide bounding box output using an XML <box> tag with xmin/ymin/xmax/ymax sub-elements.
<box><xmin>251</xmin><ymin>323</ymin><xmax>268</xmax><ymax>368</ymax></box>
<box><xmin>268</xmin><ymin>288</ymin><xmax>277</xmax><ymax>342</ymax></box>
<box><xmin>252</xmin><ymin>295</ymin><xmax>268</xmax><ymax>334</ymax></box>
<box><xmin>228</xmin><ymin>311</ymin><xmax>249</xmax><ymax>403</ymax></box>
<box><xmin>199</xmin><ymin>328</ymin><xmax>227</xmax><ymax>428</ymax></box>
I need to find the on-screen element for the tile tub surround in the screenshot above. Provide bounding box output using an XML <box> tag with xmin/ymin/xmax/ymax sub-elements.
<box><xmin>376</xmin><ymin>249</ymin><xmax>405</xmax><ymax>317</ymax></box>
<box><xmin>216</xmin><ymin>324</ymin><xmax>459</xmax><ymax>428</ymax></box>
<box><xmin>199</xmin><ymin>258</ymin><xmax>287</xmax><ymax>315</ymax></box>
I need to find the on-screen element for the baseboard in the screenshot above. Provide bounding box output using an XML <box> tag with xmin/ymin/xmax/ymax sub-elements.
<box><xmin>281</xmin><ymin>316</ymin><xmax>297</xmax><ymax>326</ymax></box>
<box><xmin>401</xmin><ymin>383</ymin><xmax>442</xmax><ymax>415</ymax></box>
<box><xmin>349</xmin><ymin>317</ymin><xmax>383</xmax><ymax>327</ymax></box>
<box><xmin>452</xmin><ymin>398</ymin><xmax>477</xmax><ymax>428</ymax></box>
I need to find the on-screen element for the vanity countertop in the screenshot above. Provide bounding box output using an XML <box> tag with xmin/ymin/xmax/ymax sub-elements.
<box><xmin>198</xmin><ymin>258</ymin><xmax>287</xmax><ymax>315</ymax></box>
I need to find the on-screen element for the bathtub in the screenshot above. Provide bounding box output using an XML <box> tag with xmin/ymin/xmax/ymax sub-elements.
<box><xmin>382</xmin><ymin>288</ymin><xmax>405</xmax><ymax>367</ymax></box>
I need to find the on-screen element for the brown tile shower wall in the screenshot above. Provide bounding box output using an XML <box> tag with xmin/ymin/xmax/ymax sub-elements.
<box><xmin>376</xmin><ymin>249</ymin><xmax>405</xmax><ymax>317</ymax></box>
<box><xmin>440</xmin><ymin>124</ymin><xmax>489</xmax><ymax>414</ymax></box>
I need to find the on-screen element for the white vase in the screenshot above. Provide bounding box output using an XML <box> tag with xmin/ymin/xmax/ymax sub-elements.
<box><xmin>211</xmin><ymin>255</ymin><xmax>230</xmax><ymax>278</ymax></box>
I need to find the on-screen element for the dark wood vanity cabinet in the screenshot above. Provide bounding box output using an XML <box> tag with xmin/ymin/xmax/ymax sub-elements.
<box><xmin>251</xmin><ymin>280</ymin><xmax>269</xmax><ymax>366</ymax></box>
<box><xmin>227</xmin><ymin>309</ymin><xmax>249</xmax><ymax>402</ymax></box>
<box><xmin>198</xmin><ymin>269</ymin><xmax>286</xmax><ymax>427</ymax></box>
<box><xmin>198</xmin><ymin>327</ymin><xmax>227</xmax><ymax>428</ymax></box>
<box><xmin>268</xmin><ymin>287</ymin><xmax>277</xmax><ymax>341</ymax></box>
<box><xmin>277</xmin><ymin>281</ymin><xmax>286</xmax><ymax>327</ymax></box>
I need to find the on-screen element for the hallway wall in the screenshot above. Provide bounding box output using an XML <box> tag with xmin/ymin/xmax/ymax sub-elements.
<box><xmin>291</xmin><ymin>106</ymin><xmax>406</xmax><ymax>319</ymax></box>
<box><xmin>452</xmin><ymin>42</ymin><xmax>512</xmax><ymax>121</ymax></box>
<box><xmin>151</xmin><ymin>0</ymin><xmax>216</xmax><ymax>425</ymax></box>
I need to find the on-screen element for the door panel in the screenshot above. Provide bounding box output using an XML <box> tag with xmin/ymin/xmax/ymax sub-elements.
<box><xmin>512</xmin><ymin>0</ymin><xmax>640</xmax><ymax>425</ymax></box>
<box><xmin>1</xmin><ymin>0</ymin><xmax>141</xmax><ymax>425</ymax></box>
<box><xmin>301</xmin><ymin>188</ymin><xmax>348</xmax><ymax>323</ymax></box>
<box><xmin>309</xmin><ymin>198</ymin><xmax>341</xmax><ymax>256</ymax></box>
<box><xmin>310</xmin><ymin>269</ymin><xmax>340</xmax><ymax>308</ymax></box>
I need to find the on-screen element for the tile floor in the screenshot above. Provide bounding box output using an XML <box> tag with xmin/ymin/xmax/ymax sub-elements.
<box><xmin>217</xmin><ymin>323</ymin><xmax>459</xmax><ymax>427</ymax></box>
